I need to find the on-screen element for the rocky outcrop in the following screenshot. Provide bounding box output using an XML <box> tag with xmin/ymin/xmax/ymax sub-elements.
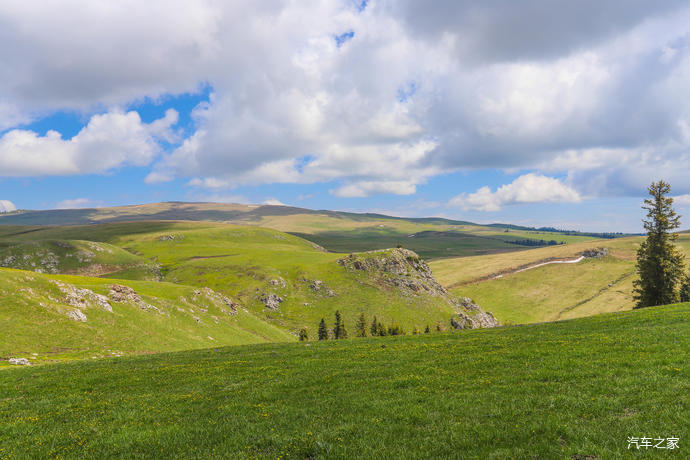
<box><xmin>109</xmin><ymin>284</ymin><xmax>160</xmax><ymax>313</ymax></box>
<box><xmin>67</xmin><ymin>309</ymin><xmax>88</xmax><ymax>322</ymax></box>
<box><xmin>582</xmin><ymin>248</ymin><xmax>609</xmax><ymax>258</ymax></box>
<box><xmin>260</xmin><ymin>293</ymin><xmax>284</xmax><ymax>310</ymax></box>
<box><xmin>9</xmin><ymin>358</ymin><xmax>31</xmax><ymax>366</ymax></box>
<box><xmin>338</xmin><ymin>248</ymin><xmax>499</xmax><ymax>329</ymax></box>
<box><xmin>307</xmin><ymin>279</ymin><xmax>336</xmax><ymax>297</ymax></box>
<box><xmin>50</xmin><ymin>280</ymin><xmax>113</xmax><ymax>313</ymax></box>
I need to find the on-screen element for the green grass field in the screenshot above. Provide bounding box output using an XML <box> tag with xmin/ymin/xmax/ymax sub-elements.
<box><xmin>1</xmin><ymin>304</ymin><xmax>687</xmax><ymax>458</ymax></box>
<box><xmin>0</xmin><ymin>268</ymin><xmax>292</xmax><ymax>363</ymax></box>
<box><xmin>431</xmin><ymin>234</ymin><xmax>690</xmax><ymax>325</ymax></box>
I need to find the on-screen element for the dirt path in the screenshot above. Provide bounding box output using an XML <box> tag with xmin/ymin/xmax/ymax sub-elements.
<box><xmin>492</xmin><ymin>256</ymin><xmax>585</xmax><ymax>279</ymax></box>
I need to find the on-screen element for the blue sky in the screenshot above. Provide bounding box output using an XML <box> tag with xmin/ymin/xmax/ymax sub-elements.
<box><xmin>2</xmin><ymin>1</ymin><xmax>690</xmax><ymax>232</ymax></box>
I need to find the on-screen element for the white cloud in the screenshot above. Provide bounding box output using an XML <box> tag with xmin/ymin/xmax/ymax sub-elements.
<box><xmin>2</xmin><ymin>2</ymin><xmax>690</xmax><ymax>199</ymax></box>
<box><xmin>56</xmin><ymin>198</ymin><xmax>100</xmax><ymax>209</ymax></box>
<box><xmin>674</xmin><ymin>194</ymin><xmax>690</xmax><ymax>206</ymax></box>
<box><xmin>0</xmin><ymin>110</ymin><xmax>177</xmax><ymax>176</ymax></box>
<box><xmin>263</xmin><ymin>198</ymin><xmax>287</xmax><ymax>206</ymax></box>
<box><xmin>0</xmin><ymin>200</ymin><xmax>17</xmax><ymax>212</ymax></box>
<box><xmin>331</xmin><ymin>180</ymin><xmax>418</xmax><ymax>198</ymax></box>
<box><xmin>450</xmin><ymin>174</ymin><xmax>582</xmax><ymax>211</ymax></box>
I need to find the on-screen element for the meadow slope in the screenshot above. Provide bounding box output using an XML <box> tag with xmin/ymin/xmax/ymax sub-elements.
<box><xmin>431</xmin><ymin>234</ymin><xmax>690</xmax><ymax>325</ymax></box>
<box><xmin>0</xmin><ymin>304</ymin><xmax>687</xmax><ymax>458</ymax></box>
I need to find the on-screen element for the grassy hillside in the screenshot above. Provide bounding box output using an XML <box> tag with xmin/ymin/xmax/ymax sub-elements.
<box><xmin>0</xmin><ymin>268</ymin><xmax>292</xmax><ymax>363</ymax></box>
<box><xmin>0</xmin><ymin>239</ymin><xmax>160</xmax><ymax>280</ymax></box>
<box><xmin>431</xmin><ymin>234</ymin><xmax>690</xmax><ymax>325</ymax></box>
<box><xmin>1</xmin><ymin>304</ymin><xmax>687</xmax><ymax>458</ymax></box>
<box><xmin>107</xmin><ymin>224</ymin><xmax>464</xmax><ymax>334</ymax></box>
<box><xmin>0</xmin><ymin>202</ymin><xmax>606</xmax><ymax>259</ymax></box>
<box><xmin>0</xmin><ymin>222</ymin><xmax>481</xmax><ymax>355</ymax></box>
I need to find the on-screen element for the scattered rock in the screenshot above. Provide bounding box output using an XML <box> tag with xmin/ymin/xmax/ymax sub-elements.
<box><xmin>108</xmin><ymin>284</ymin><xmax>160</xmax><ymax>313</ymax></box>
<box><xmin>159</xmin><ymin>234</ymin><xmax>184</xmax><ymax>242</ymax></box>
<box><xmin>306</xmin><ymin>279</ymin><xmax>336</xmax><ymax>296</ymax></box>
<box><xmin>193</xmin><ymin>316</ymin><xmax>202</xmax><ymax>324</ymax></box>
<box><xmin>67</xmin><ymin>309</ymin><xmax>88</xmax><ymax>322</ymax></box>
<box><xmin>261</xmin><ymin>293</ymin><xmax>284</xmax><ymax>310</ymax></box>
<box><xmin>200</xmin><ymin>287</ymin><xmax>239</xmax><ymax>315</ymax></box>
<box><xmin>582</xmin><ymin>248</ymin><xmax>609</xmax><ymax>258</ymax></box>
<box><xmin>50</xmin><ymin>280</ymin><xmax>112</xmax><ymax>312</ymax></box>
<box><xmin>269</xmin><ymin>277</ymin><xmax>286</xmax><ymax>288</ymax></box>
<box><xmin>9</xmin><ymin>358</ymin><xmax>31</xmax><ymax>366</ymax></box>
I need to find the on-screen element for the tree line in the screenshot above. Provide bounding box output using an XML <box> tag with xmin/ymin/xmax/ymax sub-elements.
<box><xmin>298</xmin><ymin>311</ymin><xmax>448</xmax><ymax>341</ymax></box>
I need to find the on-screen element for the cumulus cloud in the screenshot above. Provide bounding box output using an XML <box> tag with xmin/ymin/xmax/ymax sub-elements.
<box><xmin>450</xmin><ymin>174</ymin><xmax>581</xmax><ymax>211</ymax></box>
<box><xmin>674</xmin><ymin>194</ymin><xmax>690</xmax><ymax>206</ymax></box>
<box><xmin>0</xmin><ymin>199</ymin><xmax>17</xmax><ymax>212</ymax></box>
<box><xmin>0</xmin><ymin>110</ymin><xmax>177</xmax><ymax>176</ymax></box>
<box><xmin>331</xmin><ymin>180</ymin><xmax>417</xmax><ymax>198</ymax></box>
<box><xmin>2</xmin><ymin>1</ymin><xmax>690</xmax><ymax>198</ymax></box>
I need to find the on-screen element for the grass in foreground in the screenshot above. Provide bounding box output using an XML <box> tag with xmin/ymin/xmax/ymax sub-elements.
<box><xmin>1</xmin><ymin>304</ymin><xmax>687</xmax><ymax>458</ymax></box>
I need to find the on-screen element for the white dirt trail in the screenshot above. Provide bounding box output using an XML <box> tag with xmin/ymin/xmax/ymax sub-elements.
<box><xmin>492</xmin><ymin>256</ymin><xmax>585</xmax><ymax>279</ymax></box>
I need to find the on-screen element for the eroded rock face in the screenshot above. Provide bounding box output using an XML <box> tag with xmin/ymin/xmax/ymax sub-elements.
<box><xmin>337</xmin><ymin>248</ymin><xmax>446</xmax><ymax>297</ymax></box>
<box><xmin>338</xmin><ymin>248</ymin><xmax>499</xmax><ymax>329</ymax></box>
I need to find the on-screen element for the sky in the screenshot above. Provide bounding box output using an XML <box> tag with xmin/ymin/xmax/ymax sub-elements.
<box><xmin>1</xmin><ymin>1</ymin><xmax>690</xmax><ymax>232</ymax></box>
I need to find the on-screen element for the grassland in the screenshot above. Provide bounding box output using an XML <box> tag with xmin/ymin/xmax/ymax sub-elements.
<box><xmin>0</xmin><ymin>303</ymin><xmax>687</xmax><ymax>458</ymax></box>
<box><xmin>0</xmin><ymin>268</ymin><xmax>292</xmax><ymax>363</ymax></box>
<box><xmin>0</xmin><ymin>202</ymin><xmax>607</xmax><ymax>259</ymax></box>
<box><xmin>0</xmin><ymin>222</ymin><xmax>466</xmax><ymax>361</ymax></box>
<box><xmin>430</xmin><ymin>234</ymin><xmax>690</xmax><ymax>325</ymax></box>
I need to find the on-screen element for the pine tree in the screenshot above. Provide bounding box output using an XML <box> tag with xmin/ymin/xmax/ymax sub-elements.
<box><xmin>356</xmin><ymin>312</ymin><xmax>367</xmax><ymax>337</ymax></box>
<box><xmin>424</xmin><ymin>325</ymin><xmax>430</xmax><ymax>334</ymax></box>
<box><xmin>436</xmin><ymin>323</ymin><xmax>442</xmax><ymax>332</ymax></box>
<box><xmin>370</xmin><ymin>316</ymin><xmax>378</xmax><ymax>336</ymax></box>
<box><xmin>377</xmin><ymin>322</ymin><xmax>387</xmax><ymax>336</ymax></box>
<box><xmin>333</xmin><ymin>310</ymin><xmax>347</xmax><ymax>339</ymax></box>
<box><xmin>412</xmin><ymin>326</ymin><xmax>419</xmax><ymax>335</ymax></box>
<box><xmin>298</xmin><ymin>328</ymin><xmax>308</xmax><ymax>341</ymax></box>
<box><xmin>633</xmin><ymin>181</ymin><xmax>686</xmax><ymax>308</ymax></box>
<box><xmin>318</xmin><ymin>318</ymin><xmax>328</xmax><ymax>340</ymax></box>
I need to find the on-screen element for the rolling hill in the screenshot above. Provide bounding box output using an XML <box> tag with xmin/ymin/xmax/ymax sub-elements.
<box><xmin>430</xmin><ymin>233</ymin><xmax>690</xmax><ymax>325</ymax></box>
<box><xmin>0</xmin><ymin>201</ymin><xmax>611</xmax><ymax>259</ymax></box>
<box><xmin>1</xmin><ymin>221</ymin><xmax>497</xmax><ymax>362</ymax></box>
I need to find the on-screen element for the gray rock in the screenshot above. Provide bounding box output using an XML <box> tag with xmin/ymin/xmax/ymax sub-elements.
<box><xmin>9</xmin><ymin>358</ymin><xmax>31</xmax><ymax>366</ymax></box>
<box><xmin>261</xmin><ymin>293</ymin><xmax>284</xmax><ymax>310</ymax></box>
<box><xmin>67</xmin><ymin>309</ymin><xmax>87</xmax><ymax>322</ymax></box>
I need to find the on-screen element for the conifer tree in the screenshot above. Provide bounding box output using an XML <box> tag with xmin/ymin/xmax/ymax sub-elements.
<box><xmin>370</xmin><ymin>316</ymin><xmax>378</xmax><ymax>336</ymax></box>
<box><xmin>412</xmin><ymin>326</ymin><xmax>419</xmax><ymax>335</ymax></box>
<box><xmin>424</xmin><ymin>325</ymin><xmax>430</xmax><ymax>334</ymax></box>
<box><xmin>377</xmin><ymin>322</ymin><xmax>387</xmax><ymax>336</ymax></box>
<box><xmin>298</xmin><ymin>328</ymin><xmax>308</xmax><ymax>341</ymax></box>
<box><xmin>633</xmin><ymin>181</ymin><xmax>686</xmax><ymax>307</ymax></box>
<box><xmin>318</xmin><ymin>318</ymin><xmax>328</xmax><ymax>340</ymax></box>
<box><xmin>333</xmin><ymin>310</ymin><xmax>347</xmax><ymax>339</ymax></box>
<box><xmin>356</xmin><ymin>312</ymin><xmax>367</xmax><ymax>337</ymax></box>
